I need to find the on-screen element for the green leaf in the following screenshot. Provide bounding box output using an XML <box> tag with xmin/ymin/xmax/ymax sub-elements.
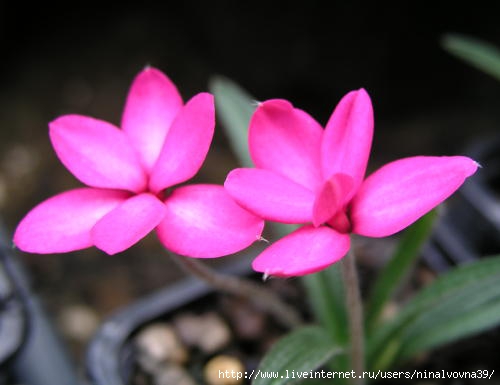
<box><xmin>252</xmin><ymin>326</ymin><xmax>341</xmax><ymax>385</ymax></box>
<box><xmin>365</xmin><ymin>210</ymin><xmax>437</xmax><ymax>331</ymax></box>
<box><xmin>442</xmin><ymin>34</ymin><xmax>500</xmax><ymax>81</ymax></box>
<box><xmin>402</xmin><ymin>298</ymin><xmax>500</xmax><ymax>357</ymax></box>
<box><xmin>209</xmin><ymin>76</ymin><xmax>257</xmax><ymax>168</ymax></box>
<box><xmin>367</xmin><ymin>255</ymin><xmax>500</xmax><ymax>370</ymax></box>
<box><xmin>302</xmin><ymin>265</ymin><xmax>349</xmax><ymax>380</ymax></box>
<box><xmin>302</xmin><ymin>265</ymin><xmax>348</xmax><ymax>344</ymax></box>
<box><xmin>398</xmin><ymin>274</ymin><xmax>500</xmax><ymax>358</ymax></box>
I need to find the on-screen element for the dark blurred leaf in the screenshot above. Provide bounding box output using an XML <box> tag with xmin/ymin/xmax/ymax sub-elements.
<box><xmin>209</xmin><ymin>76</ymin><xmax>256</xmax><ymax>167</ymax></box>
<box><xmin>442</xmin><ymin>34</ymin><xmax>500</xmax><ymax>81</ymax></box>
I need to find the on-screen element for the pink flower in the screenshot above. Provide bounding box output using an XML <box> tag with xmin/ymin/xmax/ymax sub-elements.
<box><xmin>224</xmin><ymin>90</ymin><xmax>478</xmax><ymax>277</ymax></box>
<box><xmin>14</xmin><ymin>67</ymin><xmax>264</xmax><ymax>257</ymax></box>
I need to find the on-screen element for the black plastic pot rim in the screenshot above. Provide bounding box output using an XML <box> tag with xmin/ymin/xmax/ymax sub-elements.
<box><xmin>85</xmin><ymin>253</ymin><xmax>256</xmax><ymax>385</ymax></box>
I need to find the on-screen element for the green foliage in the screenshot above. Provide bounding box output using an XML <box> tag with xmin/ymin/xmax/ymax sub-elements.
<box><xmin>252</xmin><ymin>326</ymin><xmax>341</xmax><ymax>385</ymax></box>
<box><xmin>303</xmin><ymin>264</ymin><xmax>348</xmax><ymax>344</ymax></box>
<box><xmin>368</xmin><ymin>255</ymin><xmax>500</xmax><ymax>370</ymax></box>
<box><xmin>302</xmin><ymin>264</ymin><xmax>349</xmax><ymax>379</ymax></box>
<box><xmin>365</xmin><ymin>211</ymin><xmax>437</xmax><ymax>331</ymax></box>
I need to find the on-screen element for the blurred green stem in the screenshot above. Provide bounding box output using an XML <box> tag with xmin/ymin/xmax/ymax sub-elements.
<box><xmin>342</xmin><ymin>248</ymin><xmax>365</xmax><ymax>385</ymax></box>
<box><xmin>168</xmin><ymin>252</ymin><xmax>302</xmax><ymax>329</ymax></box>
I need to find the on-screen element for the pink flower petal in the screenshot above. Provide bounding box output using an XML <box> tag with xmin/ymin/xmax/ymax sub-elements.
<box><xmin>252</xmin><ymin>225</ymin><xmax>350</xmax><ymax>277</ymax></box>
<box><xmin>351</xmin><ymin>156</ymin><xmax>479</xmax><ymax>237</ymax></box>
<box><xmin>312</xmin><ymin>173</ymin><xmax>354</xmax><ymax>227</ymax></box>
<box><xmin>224</xmin><ymin>168</ymin><xmax>315</xmax><ymax>223</ymax></box>
<box><xmin>321</xmin><ymin>89</ymin><xmax>373</xmax><ymax>192</ymax></box>
<box><xmin>249</xmin><ymin>99</ymin><xmax>323</xmax><ymax>190</ymax></box>
<box><xmin>157</xmin><ymin>184</ymin><xmax>264</xmax><ymax>258</ymax></box>
<box><xmin>14</xmin><ymin>188</ymin><xmax>129</xmax><ymax>253</ymax></box>
<box><xmin>121</xmin><ymin>67</ymin><xmax>183</xmax><ymax>171</ymax></box>
<box><xmin>149</xmin><ymin>93</ymin><xmax>215</xmax><ymax>193</ymax></box>
<box><xmin>49</xmin><ymin>115</ymin><xmax>147</xmax><ymax>192</ymax></box>
<box><xmin>92</xmin><ymin>193</ymin><xmax>167</xmax><ymax>255</ymax></box>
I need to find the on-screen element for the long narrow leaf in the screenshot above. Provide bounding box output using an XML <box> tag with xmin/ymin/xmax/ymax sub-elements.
<box><xmin>209</xmin><ymin>76</ymin><xmax>256</xmax><ymax>167</ymax></box>
<box><xmin>302</xmin><ymin>265</ymin><xmax>347</xmax><ymax>344</ymax></box>
<box><xmin>366</xmin><ymin>210</ymin><xmax>436</xmax><ymax>331</ymax></box>
<box><xmin>398</xmin><ymin>276</ymin><xmax>500</xmax><ymax>358</ymax></box>
<box><xmin>368</xmin><ymin>255</ymin><xmax>500</xmax><ymax>370</ymax></box>
<box><xmin>252</xmin><ymin>326</ymin><xmax>341</xmax><ymax>385</ymax></box>
<box><xmin>442</xmin><ymin>34</ymin><xmax>500</xmax><ymax>81</ymax></box>
<box><xmin>302</xmin><ymin>265</ymin><xmax>349</xmax><ymax>378</ymax></box>
<box><xmin>399</xmin><ymin>274</ymin><xmax>500</xmax><ymax>341</ymax></box>
<box><xmin>400</xmin><ymin>296</ymin><xmax>500</xmax><ymax>358</ymax></box>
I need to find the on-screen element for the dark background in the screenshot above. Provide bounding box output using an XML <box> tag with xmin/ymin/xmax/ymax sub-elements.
<box><xmin>1</xmin><ymin>1</ymin><xmax>500</xmax><ymax>355</ymax></box>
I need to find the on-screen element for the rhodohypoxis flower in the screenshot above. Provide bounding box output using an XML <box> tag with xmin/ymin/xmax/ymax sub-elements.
<box><xmin>15</xmin><ymin>67</ymin><xmax>263</xmax><ymax>257</ymax></box>
<box><xmin>224</xmin><ymin>90</ymin><xmax>478</xmax><ymax>277</ymax></box>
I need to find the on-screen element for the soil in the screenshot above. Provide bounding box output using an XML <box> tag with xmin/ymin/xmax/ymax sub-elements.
<box><xmin>113</xmin><ymin>264</ymin><xmax>500</xmax><ymax>385</ymax></box>
<box><xmin>130</xmin><ymin>280</ymin><xmax>303</xmax><ymax>385</ymax></box>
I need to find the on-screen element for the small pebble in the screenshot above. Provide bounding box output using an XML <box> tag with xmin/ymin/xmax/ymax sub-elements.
<box><xmin>174</xmin><ymin>312</ymin><xmax>231</xmax><ymax>354</ymax></box>
<box><xmin>418</xmin><ymin>267</ymin><xmax>437</xmax><ymax>286</ymax></box>
<box><xmin>58</xmin><ymin>304</ymin><xmax>100</xmax><ymax>342</ymax></box>
<box><xmin>380</xmin><ymin>301</ymin><xmax>399</xmax><ymax>322</ymax></box>
<box><xmin>136</xmin><ymin>323</ymin><xmax>188</xmax><ymax>371</ymax></box>
<box><xmin>222</xmin><ymin>297</ymin><xmax>265</xmax><ymax>340</ymax></box>
<box><xmin>155</xmin><ymin>363</ymin><xmax>196</xmax><ymax>385</ymax></box>
<box><xmin>204</xmin><ymin>355</ymin><xmax>245</xmax><ymax>385</ymax></box>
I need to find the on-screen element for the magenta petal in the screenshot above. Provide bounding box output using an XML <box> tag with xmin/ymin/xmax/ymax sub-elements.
<box><xmin>14</xmin><ymin>188</ymin><xmax>129</xmax><ymax>253</ymax></box>
<box><xmin>122</xmin><ymin>67</ymin><xmax>183</xmax><ymax>171</ymax></box>
<box><xmin>92</xmin><ymin>193</ymin><xmax>166</xmax><ymax>255</ymax></box>
<box><xmin>312</xmin><ymin>173</ymin><xmax>354</xmax><ymax>227</ymax></box>
<box><xmin>351</xmin><ymin>156</ymin><xmax>479</xmax><ymax>237</ymax></box>
<box><xmin>252</xmin><ymin>225</ymin><xmax>350</xmax><ymax>277</ymax></box>
<box><xmin>157</xmin><ymin>184</ymin><xmax>264</xmax><ymax>258</ymax></box>
<box><xmin>321</xmin><ymin>89</ymin><xmax>373</xmax><ymax>191</ymax></box>
<box><xmin>149</xmin><ymin>93</ymin><xmax>215</xmax><ymax>193</ymax></box>
<box><xmin>50</xmin><ymin>115</ymin><xmax>147</xmax><ymax>192</ymax></box>
<box><xmin>249</xmin><ymin>99</ymin><xmax>323</xmax><ymax>190</ymax></box>
<box><xmin>224</xmin><ymin>168</ymin><xmax>315</xmax><ymax>223</ymax></box>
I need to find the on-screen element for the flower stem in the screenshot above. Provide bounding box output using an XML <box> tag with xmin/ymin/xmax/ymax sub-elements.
<box><xmin>341</xmin><ymin>249</ymin><xmax>365</xmax><ymax>385</ymax></box>
<box><xmin>168</xmin><ymin>252</ymin><xmax>302</xmax><ymax>329</ymax></box>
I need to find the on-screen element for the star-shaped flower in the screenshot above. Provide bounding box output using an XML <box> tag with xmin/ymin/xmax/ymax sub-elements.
<box><xmin>224</xmin><ymin>90</ymin><xmax>478</xmax><ymax>276</ymax></box>
<box><xmin>15</xmin><ymin>67</ymin><xmax>264</xmax><ymax>257</ymax></box>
